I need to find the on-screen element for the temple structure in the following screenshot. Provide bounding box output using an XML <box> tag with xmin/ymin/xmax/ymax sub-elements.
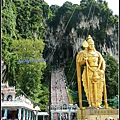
<box><xmin>1</xmin><ymin>82</ymin><xmax>37</xmax><ymax>120</ymax></box>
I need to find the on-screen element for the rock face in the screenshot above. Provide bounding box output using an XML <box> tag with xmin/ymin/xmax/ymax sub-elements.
<box><xmin>44</xmin><ymin>14</ymin><xmax>118</xmax><ymax>65</ymax></box>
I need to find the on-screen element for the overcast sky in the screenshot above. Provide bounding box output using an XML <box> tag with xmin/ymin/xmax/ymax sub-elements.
<box><xmin>44</xmin><ymin>0</ymin><xmax>119</xmax><ymax>15</ymax></box>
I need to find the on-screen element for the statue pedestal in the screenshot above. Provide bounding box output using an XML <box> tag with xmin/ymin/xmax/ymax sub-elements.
<box><xmin>77</xmin><ymin>108</ymin><xmax>118</xmax><ymax>120</ymax></box>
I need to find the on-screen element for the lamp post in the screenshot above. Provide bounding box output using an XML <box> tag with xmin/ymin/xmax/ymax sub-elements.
<box><xmin>34</xmin><ymin>106</ymin><xmax>40</xmax><ymax>120</ymax></box>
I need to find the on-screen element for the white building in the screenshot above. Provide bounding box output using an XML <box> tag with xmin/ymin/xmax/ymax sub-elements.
<box><xmin>1</xmin><ymin>82</ymin><xmax>37</xmax><ymax>120</ymax></box>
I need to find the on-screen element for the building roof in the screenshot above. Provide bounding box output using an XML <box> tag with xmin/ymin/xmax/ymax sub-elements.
<box><xmin>1</xmin><ymin>100</ymin><xmax>34</xmax><ymax>110</ymax></box>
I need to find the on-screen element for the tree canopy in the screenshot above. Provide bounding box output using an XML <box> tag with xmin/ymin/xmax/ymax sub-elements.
<box><xmin>2</xmin><ymin>0</ymin><xmax>50</xmax><ymax>111</ymax></box>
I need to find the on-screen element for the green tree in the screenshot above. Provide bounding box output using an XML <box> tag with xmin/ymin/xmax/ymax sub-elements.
<box><xmin>2</xmin><ymin>37</ymin><xmax>49</xmax><ymax>111</ymax></box>
<box><xmin>2</xmin><ymin>0</ymin><xmax>17</xmax><ymax>38</ymax></box>
<box><xmin>50</xmin><ymin>5</ymin><xmax>60</xmax><ymax>15</ymax></box>
<box><xmin>103</xmin><ymin>55</ymin><xmax>118</xmax><ymax>99</ymax></box>
<box><xmin>2</xmin><ymin>0</ymin><xmax>51</xmax><ymax>111</ymax></box>
<box><xmin>9</xmin><ymin>39</ymin><xmax>48</xmax><ymax>111</ymax></box>
<box><xmin>2</xmin><ymin>34</ymin><xmax>17</xmax><ymax>84</ymax></box>
<box><xmin>64</xmin><ymin>57</ymin><xmax>77</xmax><ymax>90</ymax></box>
<box><xmin>14</xmin><ymin>0</ymin><xmax>46</xmax><ymax>39</ymax></box>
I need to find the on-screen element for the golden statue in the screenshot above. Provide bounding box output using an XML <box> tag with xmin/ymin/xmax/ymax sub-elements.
<box><xmin>76</xmin><ymin>35</ymin><xmax>108</xmax><ymax>109</ymax></box>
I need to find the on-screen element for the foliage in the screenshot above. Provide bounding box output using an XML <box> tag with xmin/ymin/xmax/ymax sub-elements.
<box><xmin>67</xmin><ymin>89</ymin><xmax>74</xmax><ymax>104</ymax></box>
<box><xmin>108</xmin><ymin>96</ymin><xmax>118</xmax><ymax>109</ymax></box>
<box><xmin>47</xmin><ymin>0</ymin><xmax>118</xmax><ymax>40</ymax></box>
<box><xmin>64</xmin><ymin>57</ymin><xmax>77</xmax><ymax>90</ymax></box>
<box><xmin>10</xmin><ymin>39</ymin><xmax>48</xmax><ymax>111</ymax></box>
<box><xmin>47</xmin><ymin>1</ymin><xmax>74</xmax><ymax>32</ymax></box>
<box><xmin>2</xmin><ymin>0</ymin><xmax>52</xmax><ymax>111</ymax></box>
<box><xmin>42</xmin><ymin>1</ymin><xmax>53</xmax><ymax>19</ymax></box>
<box><xmin>2</xmin><ymin>34</ymin><xmax>17</xmax><ymax>85</ymax></box>
<box><xmin>2</xmin><ymin>0</ymin><xmax>17</xmax><ymax>38</ymax></box>
<box><xmin>13</xmin><ymin>0</ymin><xmax>52</xmax><ymax>40</ymax></box>
<box><xmin>103</xmin><ymin>55</ymin><xmax>118</xmax><ymax>99</ymax></box>
<box><xmin>50</xmin><ymin>5</ymin><xmax>60</xmax><ymax>15</ymax></box>
<box><xmin>67</xmin><ymin>88</ymin><xmax>78</xmax><ymax>104</ymax></box>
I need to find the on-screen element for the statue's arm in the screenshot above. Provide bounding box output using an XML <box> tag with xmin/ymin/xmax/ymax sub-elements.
<box><xmin>97</xmin><ymin>52</ymin><xmax>105</xmax><ymax>72</ymax></box>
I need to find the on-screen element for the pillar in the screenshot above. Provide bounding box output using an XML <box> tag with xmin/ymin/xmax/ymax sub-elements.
<box><xmin>68</xmin><ymin>112</ymin><xmax>71</xmax><ymax>120</ymax></box>
<box><xmin>26</xmin><ymin>110</ymin><xmax>28</xmax><ymax>120</ymax></box>
<box><xmin>29</xmin><ymin>111</ymin><xmax>31</xmax><ymax>120</ymax></box>
<box><xmin>22</xmin><ymin>109</ymin><xmax>25</xmax><ymax>120</ymax></box>
<box><xmin>34</xmin><ymin>114</ymin><xmax>36</xmax><ymax>120</ymax></box>
<box><xmin>59</xmin><ymin>112</ymin><xmax>62</xmax><ymax>120</ymax></box>
<box><xmin>43</xmin><ymin>115</ymin><xmax>45</xmax><ymax>120</ymax></box>
<box><xmin>18</xmin><ymin>108</ymin><xmax>22</xmax><ymax>120</ymax></box>
<box><xmin>32</xmin><ymin>112</ymin><xmax>34</xmax><ymax>120</ymax></box>
<box><xmin>36</xmin><ymin>111</ymin><xmax>39</xmax><ymax>120</ymax></box>
<box><xmin>33</xmin><ymin>112</ymin><xmax>35</xmax><ymax>120</ymax></box>
<box><xmin>4</xmin><ymin>108</ymin><xmax>8</xmax><ymax>119</ymax></box>
<box><xmin>51</xmin><ymin>112</ymin><xmax>53</xmax><ymax>120</ymax></box>
<box><xmin>32</xmin><ymin>112</ymin><xmax>35</xmax><ymax>120</ymax></box>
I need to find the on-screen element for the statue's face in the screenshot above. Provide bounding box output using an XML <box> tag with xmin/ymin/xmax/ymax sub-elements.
<box><xmin>88</xmin><ymin>44</ymin><xmax>94</xmax><ymax>50</ymax></box>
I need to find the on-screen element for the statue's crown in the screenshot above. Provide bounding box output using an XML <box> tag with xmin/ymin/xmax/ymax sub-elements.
<box><xmin>86</xmin><ymin>35</ymin><xmax>94</xmax><ymax>44</ymax></box>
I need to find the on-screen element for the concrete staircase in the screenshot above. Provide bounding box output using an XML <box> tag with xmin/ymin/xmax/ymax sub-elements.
<box><xmin>51</xmin><ymin>67</ymin><xmax>69</xmax><ymax>119</ymax></box>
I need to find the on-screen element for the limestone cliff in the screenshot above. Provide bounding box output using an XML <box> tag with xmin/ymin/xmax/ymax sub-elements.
<box><xmin>43</xmin><ymin>7</ymin><xmax>118</xmax><ymax>65</ymax></box>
